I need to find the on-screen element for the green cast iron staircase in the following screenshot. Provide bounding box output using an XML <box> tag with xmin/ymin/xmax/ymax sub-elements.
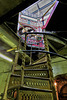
<box><xmin>6</xmin><ymin>33</ymin><xmax>58</xmax><ymax>100</ymax></box>
<box><xmin>7</xmin><ymin>61</ymin><xmax>53</xmax><ymax>100</ymax></box>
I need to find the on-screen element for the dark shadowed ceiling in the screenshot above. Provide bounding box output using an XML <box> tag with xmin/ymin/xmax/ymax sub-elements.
<box><xmin>46</xmin><ymin>3</ymin><xmax>67</xmax><ymax>31</ymax></box>
<box><xmin>0</xmin><ymin>0</ymin><xmax>38</xmax><ymax>24</ymax></box>
<box><xmin>46</xmin><ymin>2</ymin><xmax>67</xmax><ymax>39</ymax></box>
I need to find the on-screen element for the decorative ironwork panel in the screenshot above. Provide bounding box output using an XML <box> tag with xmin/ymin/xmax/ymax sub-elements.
<box><xmin>8</xmin><ymin>75</ymin><xmax>21</xmax><ymax>88</ymax></box>
<box><xmin>24</xmin><ymin>77</ymin><xmax>50</xmax><ymax>90</ymax></box>
<box><xmin>18</xmin><ymin>90</ymin><xmax>53</xmax><ymax>100</ymax></box>
<box><xmin>24</xmin><ymin>70</ymin><xmax>49</xmax><ymax>78</ymax></box>
<box><xmin>7</xmin><ymin>88</ymin><xmax>18</xmax><ymax>99</ymax></box>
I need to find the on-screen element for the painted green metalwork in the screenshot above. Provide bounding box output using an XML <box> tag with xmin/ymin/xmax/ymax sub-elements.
<box><xmin>24</xmin><ymin>69</ymin><xmax>49</xmax><ymax>78</ymax></box>
<box><xmin>51</xmin><ymin>56</ymin><xmax>67</xmax><ymax>77</ymax></box>
<box><xmin>24</xmin><ymin>77</ymin><xmax>50</xmax><ymax>90</ymax></box>
<box><xmin>43</xmin><ymin>35</ymin><xmax>57</xmax><ymax>100</ymax></box>
<box><xmin>0</xmin><ymin>56</ymin><xmax>13</xmax><ymax>99</ymax></box>
<box><xmin>8</xmin><ymin>74</ymin><xmax>21</xmax><ymax>88</ymax></box>
<box><xmin>21</xmin><ymin>34</ymin><xmax>27</xmax><ymax>85</ymax></box>
<box><xmin>6</xmin><ymin>33</ymin><xmax>56</xmax><ymax>100</ymax></box>
<box><xmin>19</xmin><ymin>89</ymin><xmax>53</xmax><ymax>100</ymax></box>
<box><xmin>43</xmin><ymin>35</ymin><xmax>53</xmax><ymax>87</ymax></box>
<box><xmin>12</xmin><ymin>39</ymin><xmax>20</xmax><ymax>73</ymax></box>
<box><xmin>25</xmin><ymin>62</ymin><xmax>47</xmax><ymax>69</ymax></box>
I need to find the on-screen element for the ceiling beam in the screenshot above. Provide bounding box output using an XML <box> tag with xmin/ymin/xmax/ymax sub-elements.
<box><xmin>48</xmin><ymin>40</ymin><xmax>58</xmax><ymax>53</ymax></box>
<box><xmin>47</xmin><ymin>35</ymin><xmax>66</xmax><ymax>45</ymax></box>
<box><xmin>0</xmin><ymin>24</ymin><xmax>19</xmax><ymax>47</ymax></box>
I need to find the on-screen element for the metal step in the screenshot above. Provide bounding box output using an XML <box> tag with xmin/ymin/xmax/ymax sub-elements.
<box><xmin>19</xmin><ymin>86</ymin><xmax>53</xmax><ymax>100</ymax></box>
<box><xmin>24</xmin><ymin>76</ymin><xmax>51</xmax><ymax>90</ymax></box>
<box><xmin>25</xmin><ymin>61</ymin><xmax>47</xmax><ymax>69</ymax></box>
<box><xmin>8</xmin><ymin>74</ymin><xmax>21</xmax><ymax>88</ymax></box>
<box><xmin>7</xmin><ymin>86</ymin><xmax>53</xmax><ymax>100</ymax></box>
<box><xmin>24</xmin><ymin>69</ymin><xmax>49</xmax><ymax>78</ymax></box>
<box><xmin>14</xmin><ymin>69</ymin><xmax>22</xmax><ymax>75</ymax></box>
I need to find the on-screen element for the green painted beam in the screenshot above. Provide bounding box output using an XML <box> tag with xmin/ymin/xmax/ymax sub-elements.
<box><xmin>47</xmin><ymin>35</ymin><xmax>65</xmax><ymax>45</ymax></box>
<box><xmin>58</xmin><ymin>46</ymin><xmax>67</xmax><ymax>55</ymax></box>
<box><xmin>51</xmin><ymin>56</ymin><xmax>67</xmax><ymax>77</ymax></box>
<box><xmin>48</xmin><ymin>40</ymin><xmax>58</xmax><ymax>53</ymax></box>
<box><xmin>0</xmin><ymin>24</ymin><xmax>19</xmax><ymax>48</ymax></box>
<box><xmin>0</xmin><ymin>58</ymin><xmax>12</xmax><ymax>95</ymax></box>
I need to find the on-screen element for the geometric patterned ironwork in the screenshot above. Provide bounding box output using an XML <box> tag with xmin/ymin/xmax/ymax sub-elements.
<box><xmin>7</xmin><ymin>33</ymin><xmax>54</xmax><ymax>100</ymax></box>
<box><xmin>8</xmin><ymin>74</ymin><xmax>21</xmax><ymax>88</ymax></box>
<box><xmin>24</xmin><ymin>69</ymin><xmax>49</xmax><ymax>78</ymax></box>
<box><xmin>19</xmin><ymin>89</ymin><xmax>53</xmax><ymax>100</ymax></box>
<box><xmin>24</xmin><ymin>77</ymin><xmax>50</xmax><ymax>90</ymax></box>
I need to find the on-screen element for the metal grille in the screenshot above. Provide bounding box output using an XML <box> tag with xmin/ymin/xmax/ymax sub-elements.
<box><xmin>19</xmin><ymin>90</ymin><xmax>53</xmax><ymax>100</ymax></box>
<box><xmin>24</xmin><ymin>70</ymin><xmax>49</xmax><ymax>78</ymax></box>
<box><xmin>24</xmin><ymin>78</ymin><xmax>50</xmax><ymax>90</ymax></box>
<box><xmin>8</xmin><ymin>75</ymin><xmax>21</xmax><ymax>88</ymax></box>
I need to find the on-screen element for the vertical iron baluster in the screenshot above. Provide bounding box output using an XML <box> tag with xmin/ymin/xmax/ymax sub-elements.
<box><xmin>44</xmin><ymin>35</ymin><xmax>57</xmax><ymax>100</ymax></box>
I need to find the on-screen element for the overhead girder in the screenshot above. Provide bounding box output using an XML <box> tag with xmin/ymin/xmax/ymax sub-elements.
<box><xmin>47</xmin><ymin>35</ymin><xmax>65</xmax><ymax>46</ymax></box>
<box><xmin>0</xmin><ymin>24</ymin><xmax>19</xmax><ymax>48</ymax></box>
<box><xmin>47</xmin><ymin>40</ymin><xmax>58</xmax><ymax>53</ymax></box>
